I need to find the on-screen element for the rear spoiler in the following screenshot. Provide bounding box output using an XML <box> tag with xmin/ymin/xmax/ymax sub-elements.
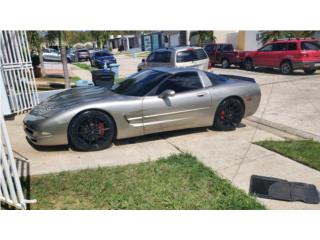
<box><xmin>219</xmin><ymin>74</ymin><xmax>256</xmax><ymax>83</ymax></box>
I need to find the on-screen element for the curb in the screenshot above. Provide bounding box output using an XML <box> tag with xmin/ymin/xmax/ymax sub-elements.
<box><xmin>247</xmin><ymin>116</ymin><xmax>320</xmax><ymax>142</ymax></box>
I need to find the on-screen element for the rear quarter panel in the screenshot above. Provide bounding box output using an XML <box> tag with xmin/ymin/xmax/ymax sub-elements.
<box><xmin>210</xmin><ymin>81</ymin><xmax>261</xmax><ymax>119</ymax></box>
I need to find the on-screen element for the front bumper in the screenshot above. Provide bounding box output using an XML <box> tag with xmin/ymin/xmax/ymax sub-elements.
<box><xmin>24</xmin><ymin>120</ymin><xmax>54</xmax><ymax>145</ymax></box>
<box><xmin>23</xmin><ymin>114</ymin><xmax>69</xmax><ymax>146</ymax></box>
<box><xmin>292</xmin><ymin>61</ymin><xmax>320</xmax><ymax>70</ymax></box>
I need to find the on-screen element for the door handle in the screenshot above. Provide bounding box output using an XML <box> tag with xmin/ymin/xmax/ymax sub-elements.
<box><xmin>197</xmin><ymin>92</ymin><xmax>207</xmax><ymax>97</ymax></box>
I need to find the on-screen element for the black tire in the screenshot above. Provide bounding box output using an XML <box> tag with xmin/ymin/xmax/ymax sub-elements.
<box><xmin>213</xmin><ymin>98</ymin><xmax>244</xmax><ymax>131</ymax></box>
<box><xmin>304</xmin><ymin>69</ymin><xmax>316</xmax><ymax>75</ymax></box>
<box><xmin>280</xmin><ymin>61</ymin><xmax>293</xmax><ymax>74</ymax></box>
<box><xmin>244</xmin><ymin>58</ymin><xmax>254</xmax><ymax>71</ymax></box>
<box><xmin>221</xmin><ymin>58</ymin><xmax>230</xmax><ymax>69</ymax></box>
<box><xmin>68</xmin><ymin>110</ymin><xmax>116</xmax><ymax>151</ymax></box>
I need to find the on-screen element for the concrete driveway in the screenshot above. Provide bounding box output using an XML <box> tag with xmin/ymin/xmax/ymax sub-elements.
<box><xmin>214</xmin><ymin>67</ymin><xmax>320</xmax><ymax>141</ymax></box>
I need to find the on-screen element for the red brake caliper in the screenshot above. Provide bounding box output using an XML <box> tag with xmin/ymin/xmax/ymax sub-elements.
<box><xmin>98</xmin><ymin>122</ymin><xmax>105</xmax><ymax>137</ymax></box>
<box><xmin>220</xmin><ymin>111</ymin><xmax>225</xmax><ymax>120</ymax></box>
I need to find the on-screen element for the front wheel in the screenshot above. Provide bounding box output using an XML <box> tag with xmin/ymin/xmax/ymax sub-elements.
<box><xmin>304</xmin><ymin>69</ymin><xmax>316</xmax><ymax>75</ymax></box>
<box><xmin>280</xmin><ymin>61</ymin><xmax>293</xmax><ymax>74</ymax></box>
<box><xmin>68</xmin><ymin>110</ymin><xmax>116</xmax><ymax>151</ymax></box>
<box><xmin>213</xmin><ymin>98</ymin><xmax>244</xmax><ymax>131</ymax></box>
<box><xmin>244</xmin><ymin>58</ymin><xmax>254</xmax><ymax>71</ymax></box>
<box><xmin>222</xmin><ymin>59</ymin><xmax>230</xmax><ymax>69</ymax></box>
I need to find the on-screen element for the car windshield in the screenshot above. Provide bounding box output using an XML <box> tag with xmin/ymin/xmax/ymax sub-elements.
<box><xmin>95</xmin><ymin>51</ymin><xmax>112</xmax><ymax>57</ymax></box>
<box><xmin>301</xmin><ymin>41</ymin><xmax>320</xmax><ymax>51</ymax></box>
<box><xmin>111</xmin><ymin>70</ymin><xmax>170</xmax><ymax>96</ymax></box>
<box><xmin>176</xmin><ymin>48</ymin><xmax>207</xmax><ymax>63</ymax></box>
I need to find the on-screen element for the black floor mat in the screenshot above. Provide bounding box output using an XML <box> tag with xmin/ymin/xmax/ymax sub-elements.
<box><xmin>249</xmin><ymin>175</ymin><xmax>320</xmax><ymax>204</ymax></box>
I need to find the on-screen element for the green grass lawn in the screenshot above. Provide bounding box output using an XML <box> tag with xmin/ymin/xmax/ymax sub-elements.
<box><xmin>73</xmin><ymin>62</ymin><xmax>92</xmax><ymax>70</ymax></box>
<box><xmin>256</xmin><ymin>140</ymin><xmax>320</xmax><ymax>171</ymax></box>
<box><xmin>30</xmin><ymin>153</ymin><xmax>264</xmax><ymax>210</ymax></box>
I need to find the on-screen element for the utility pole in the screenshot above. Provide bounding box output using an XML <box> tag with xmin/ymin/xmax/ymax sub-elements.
<box><xmin>186</xmin><ymin>31</ymin><xmax>191</xmax><ymax>46</ymax></box>
<box><xmin>60</xmin><ymin>31</ymin><xmax>70</xmax><ymax>89</ymax></box>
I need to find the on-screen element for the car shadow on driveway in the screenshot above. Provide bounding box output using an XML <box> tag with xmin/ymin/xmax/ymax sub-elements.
<box><xmin>25</xmin><ymin>124</ymin><xmax>247</xmax><ymax>152</ymax></box>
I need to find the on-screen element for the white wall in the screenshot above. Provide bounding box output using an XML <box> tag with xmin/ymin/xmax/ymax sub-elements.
<box><xmin>214</xmin><ymin>31</ymin><xmax>238</xmax><ymax>47</ymax></box>
<box><xmin>245</xmin><ymin>31</ymin><xmax>262</xmax><ymax>51</ymax></box>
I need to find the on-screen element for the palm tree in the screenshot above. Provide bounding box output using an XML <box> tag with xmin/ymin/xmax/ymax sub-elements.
<box><xmin>190</xmin><ymin>31</ymin><xmax>216</xmax><ymax>46</ymax></box>
<box><xmin>259</xmin><ymin>31</ymin><xmax>290</xmax><ymax>44</ymax></box>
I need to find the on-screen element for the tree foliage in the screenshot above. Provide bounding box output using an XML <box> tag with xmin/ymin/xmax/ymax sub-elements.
<box><xmin>27</xmin><ymin>31</ymin><xmax>43</xmax><ymax>51</ymax></box>
<box><xmin>259</xmin><ymin>31</ymin><xmax>316</xmax><ymax>44</ymax></box>
<box><xmin>190</xmin><ymin>31</ymin><xmax>216</xmax><ymax>46</ymax></box>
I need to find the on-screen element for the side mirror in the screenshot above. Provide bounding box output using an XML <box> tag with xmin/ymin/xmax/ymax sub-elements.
<box><xmin>158</xmin><ymin>89</ymin><xmax>175</xmax><ymax>98</ymax></box>
<box><xmin>141</xmin><ymin>58</ymin><xmax>146</xmax><ymax>63</ymax></box>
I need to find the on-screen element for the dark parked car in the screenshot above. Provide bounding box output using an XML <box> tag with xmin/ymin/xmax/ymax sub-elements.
<box><xmin>90</xmin><ymin>50</ymin><xmax>117</xmax><ymax>69</ymax></box>
<box><xmin>204</xmin><ymin>43</ymin><xmax>242</xmax><ymax>68</ymax></box>
<box><xmin>75</xmin><ymin>48</ymin><xmax>90</xmax><ymax>62</ymax></box>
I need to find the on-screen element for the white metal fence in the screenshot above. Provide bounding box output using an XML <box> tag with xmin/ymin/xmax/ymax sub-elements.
<box><xmin>1</xmin><ymin>30</ymin><xmax>37</xmax><ymax>209</ymax></box>
<box><xmin>0</xmin><ymin>113</ymin><xmax>28</xmax><ymax>210</ymax></box>
<box><xmin>0</xmin><ymin>30</ymin><xmax>39</xmax><ymax>114</ymax></box>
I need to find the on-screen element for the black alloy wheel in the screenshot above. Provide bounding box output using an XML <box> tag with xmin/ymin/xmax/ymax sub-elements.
<box><xmin>68</xmin><ymin>110</ymin><xmax>115</xmax><ymax>151</ymax></box>
<box><xmin>213</xmin><ymin>98</ymin><xmax>244</xmax><ymax>131</ymax></box>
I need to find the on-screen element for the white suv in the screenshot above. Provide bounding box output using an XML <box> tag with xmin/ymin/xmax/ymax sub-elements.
<box><xmin>138</xmin><ymin>46</ymin><xmax>210</xmax><ymax>71</ymax></box>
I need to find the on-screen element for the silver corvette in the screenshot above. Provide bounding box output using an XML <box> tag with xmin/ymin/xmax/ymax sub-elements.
<box><xmin>24</xmin><ymin>68</ymin><xmax>261</xmax><ymax>151</ymax></box>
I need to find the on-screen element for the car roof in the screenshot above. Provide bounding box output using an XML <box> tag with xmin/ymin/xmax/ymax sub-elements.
<box><xmin>153</xmin><ymin>46</ymin><xmax>204</xmax><ymax>53</ymax></box>
<box><xmin>267</xmin><ymin>38</ymin><xmax>319</xmax><ymax>43</ymax></box>
<box><xmin>148</xmin><ymin>67</ymin><xmax>202</xmax><ymax>74</ymax></box>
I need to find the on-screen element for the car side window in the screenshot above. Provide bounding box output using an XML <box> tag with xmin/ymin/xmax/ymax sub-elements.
<box><xmin>259</xmin><ymin>44</ymin><xmax>273</xmax><ymax>52</ymax></box>
<box><xmin>272</xmin><ymin>43</ymin><xmax>287</xmax><ymax>51</ymax></box>
<box><xmin>223</xmin><ymin>44</ymin><xmax>233</xmax><ymax>51</ymax></box>
<box><xmin>156</xmin><ymin>72</ymin><xmax>203</xmax><ymax>94</ymax></box>
<box><xmin>205</xmin><ymin>45</ymin><xmax>213</xmax><ymax>54</ymax></box>
<box><xmin>155</xmin><ymin>51</ymin><xmax>171</xmax><ymax>63</ymax></box>
<box><xmin>147</xmin><ymin>53</ymin><xmax>156</xmax><ymax>62</ymax></box>
<box><xmin>287</xmin><ymin>42</ymin><xmax>297</xmax><ymax>51</ymax></box>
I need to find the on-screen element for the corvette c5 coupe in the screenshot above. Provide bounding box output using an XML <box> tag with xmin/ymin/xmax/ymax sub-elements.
<box><xmin>24</xmin><ymin>67</ymin><xmax>261</xmax><ymax>151</ymax></box>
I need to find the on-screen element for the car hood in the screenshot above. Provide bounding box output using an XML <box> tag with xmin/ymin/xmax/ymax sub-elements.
<box><xmin>30</xmin><ymin>87</ymin><xmax>120</xmax><ymax>117</ymax></box>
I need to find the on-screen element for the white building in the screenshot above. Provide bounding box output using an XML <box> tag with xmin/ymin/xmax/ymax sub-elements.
<box><xmin>214</xmin><ymin>31</ymin><xmax>262</xmax><ymax>50</ymax></box>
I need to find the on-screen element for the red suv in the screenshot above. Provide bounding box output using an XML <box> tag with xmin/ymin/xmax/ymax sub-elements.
<box><xmin>242</xmin><ymin>39</ymin><xmax>320</xmax><ymax>74</ymax></box>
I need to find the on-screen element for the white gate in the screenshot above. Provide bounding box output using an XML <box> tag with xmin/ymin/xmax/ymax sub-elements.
<box><xmin>1</xmin><ymin>30</ymin><xmax>38</xmax><ymax>209</ymax></box>
<box><xmin>0</xmin><ymin>30</ymin><xmax>39</xmax><ymax>114</ymax></box>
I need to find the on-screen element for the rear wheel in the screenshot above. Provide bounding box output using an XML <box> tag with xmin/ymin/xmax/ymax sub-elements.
<box><xmin>244</xmin><ymin>58</ymin><xmax>254</xmax><ymax>71</ymax></box>
<box><xmin>280</xmin><ymin>61</ymin><xmax>293</xmax><ymax>74</ymax></box>
<box><xmin>213</xmin><ymin>98</ymin><xmax>244</xmax><ymax>131</ymax></box>
<box><xmin>222</xmin><ymin>59</ymin><xmax>230</xmax><ymax>69</ymax></box>
<box><xmin>68</xmin><ymin>110</ymin><xmax>115</xmax><ymax>151</ymax></box>
<box><xmin>304</xmin><ymin>68</ymin><xmax>316</xmax><ymax>75</ymax></box>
